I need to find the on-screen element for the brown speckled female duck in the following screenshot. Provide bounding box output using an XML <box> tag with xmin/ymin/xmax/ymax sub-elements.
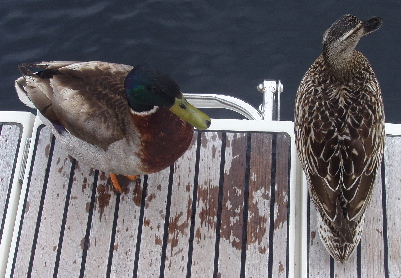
<box><xmin>295</xmin><ymin>15</ymin><xmax>385</xmax><ymax>262</ymax></box>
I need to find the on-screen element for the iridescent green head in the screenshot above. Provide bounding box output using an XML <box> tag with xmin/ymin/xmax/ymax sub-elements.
<box><xmin>124</xmin><ymin>65</ymin><xmax>211</xmax><ymax>130</ymax></box>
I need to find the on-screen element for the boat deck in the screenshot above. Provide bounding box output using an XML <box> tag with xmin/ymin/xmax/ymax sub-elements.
<box><xmin>0</xmin><ymin>110</ymin><xmax>400</xmax><ymax>277</ymax></box>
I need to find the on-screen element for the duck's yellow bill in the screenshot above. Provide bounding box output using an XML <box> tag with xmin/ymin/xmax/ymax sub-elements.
<box><xmin>169</xmin><ymin>97</ymin><xmax>211</xmax><ymax>130</ymax></box>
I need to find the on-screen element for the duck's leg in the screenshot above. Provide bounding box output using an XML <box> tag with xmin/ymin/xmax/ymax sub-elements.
<box><xmin>110</xmin><ymin>174</ymin><xmax>139</xmax><ymax>193</ymax></box>
<box><xmin>125</xmin><ymin>175</ymin><xmax>139</xmax><ymax>181</ymax></box>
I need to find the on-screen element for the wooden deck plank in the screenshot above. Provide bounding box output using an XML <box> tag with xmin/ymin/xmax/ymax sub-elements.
<box><xmin>0</xmin><ymin>123</ymin><xmax>23</xmax><ymax>276</ymax></box>
<box><xmin>245</xmin><ymin>133</ymin><xmax>273</xmax><ymax>276</ymax></box>
<box><xmin>30</xmin><ymin>139</ymin><xmax>72</xmax><ymax>277</ymax></box>
<box><xmin>136</xmin><ymin>168</ymin><xmax>170</xmax><ymax>276</ymax></box>
<box><xmin>361</xmin><ymin>170</ymin><xmax>386</xmax><ymax>277</ymax></box>
<box><xmin>82</xmin><ymin>172</ymin><xmax>117</xmax><ymax>276</ymax></box>
<box><xmin>271</xmin><ymin>133</ymin><xmax>290</xmax><ymax>277</ymax></box>
<box><xmin>163</xmin><ymin>135</ymin><xmax>198</xmax><ymax>276</ymax></box>
<box><xmin>11</xmin><ymin>126</ymin><xmax>52</xmax><ymax>277</ymax></box>
<box><xmin>190</xmin><ymin>132</ymin><xmax>223</xmax><ymax>277</ymax></box>
<box><xmin>108</xmin><ymin>178</ymin><xmax>142</xmax><ymax>277</ymax></box>
<box><xmin>217</xmin><ymin>132</ymin><xmax>247</xmax><ymax>277</ymax></box>
<box><xmin>333</xmin><ymin>256</ymin><xmax>358</xmax><ymax>278</ymax></box>
<box><xmin>57</xmin><ymin>161</ymin><xmax>96</xmax><ymax>277</ymax></box>
<box><xmin>307</xmin><ymin>197</ymin><xmax>332</xmax><ymax>276</ymax></box>
<box><xmin>0</xmin><ymin>124</ymin><xmax>22</xmax><ymax>238</ymax></box>
<box><xmin>384</xmin><ymin>136</ymin><xmax>401</xmax><ymax>277</ymax></box>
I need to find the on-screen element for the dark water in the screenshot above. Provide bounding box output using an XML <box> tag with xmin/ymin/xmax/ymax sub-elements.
<box><xmin>1</xmin><ymin>1</ymin><xmax>401</xmax><ymax>123</ymax></box>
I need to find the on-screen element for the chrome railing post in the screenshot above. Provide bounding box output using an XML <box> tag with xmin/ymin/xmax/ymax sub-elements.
<box><xmin>257</xmin><ymin>80</ymin><xmax>283</xmax><ymax>121</ymax></box>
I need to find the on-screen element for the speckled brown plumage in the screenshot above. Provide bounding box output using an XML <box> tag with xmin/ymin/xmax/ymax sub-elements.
<box><xmin>295</xmin><ymin>15</ymin><xmax>385</xmax><ymax>262</ymax></box>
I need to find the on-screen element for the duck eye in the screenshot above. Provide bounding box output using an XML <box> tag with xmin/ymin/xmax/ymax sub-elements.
<box><xmin>179</xmin><ymin>103</ymin><xmax>187</xmax><ymax>110</ymax></box>
<box><xmin>150</xmin><ymin>86</ymin><xmax>162</xmax><ymax>94</ymax></box>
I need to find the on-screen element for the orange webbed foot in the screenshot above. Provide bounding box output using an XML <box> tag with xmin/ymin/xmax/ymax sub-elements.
<box><xmin>126</xmin><ymin>175</ymin><xmax>139</xmax><ymax>181</ymax></box>
<box><xmin>110</xmin><ymin>174</ymin><xmax>139</xmax><ymax>193</ymax></box>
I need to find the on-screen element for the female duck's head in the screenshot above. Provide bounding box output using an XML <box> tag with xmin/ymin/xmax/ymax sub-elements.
<box><xmin>322</xmin><ymin>14</ymin><xmax>382</xmax><ymax>67</ymax></box>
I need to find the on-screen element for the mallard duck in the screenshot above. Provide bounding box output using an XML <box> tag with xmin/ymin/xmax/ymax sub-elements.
<box><xmin>15</xmin><ymin>61</ymin><xmax>211</xmax><ymax>192</ymax></box>
<box><xmin>294</xmin><ymin>15</ymin><xmax>385</xmax><ymax>262</ymax></box>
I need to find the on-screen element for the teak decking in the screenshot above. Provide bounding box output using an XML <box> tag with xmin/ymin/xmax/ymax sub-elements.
<box><xmin>0</xmin><ymin>112</ymin><xmax>400</xmax><ymax>277</ymax></box>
